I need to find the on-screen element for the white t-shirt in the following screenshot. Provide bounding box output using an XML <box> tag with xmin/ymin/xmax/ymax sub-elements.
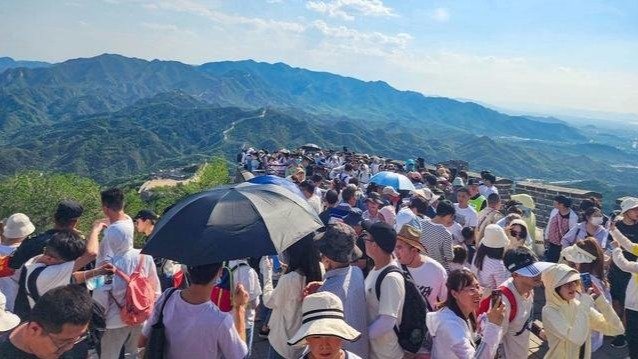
<box><xmin>479</xmin><ymin>185</ymin><xmax>499</xmax><ymax>198</ymax></box>
<box><xmin>141</xmin><ymin>289</ymin><xmax>248</xmax><ymax>359</ymax></box>
<box><xmin>445</xmin><ymin>222</ymin><xmax>465</xmax><ymax>245</ymax></box>
<box><xmin>0</xmin><ymin>244</ymin><xmax>19</xmax><ymax>311</ymax></box>
<box><xmin>23</xmin><ymin>259</ymin><xmax>75</xmax><ymax>308</ymax></box>
<box><xmin>364</xmin><ymin>264</ymin><xmax>405</xmax><ymax>359</ymax></box>
<box><xmin>97</xmin><ymin>217</ymin><xmax>134</xmax><ymax>264</ymax></box>
<box><xmin>454</xmin><ymin>204</ymin><xmax>478</xmax><ymax>227</ymax></box>
<box><xmin>405</xmin><ymin>256</ymin><xmax>448</xmax><ymax>309</ymax></box>
<box><xmin>498</xmin><ymin>278</ymin><xmax>534</xmax><ymax>359</ymax></box>
<box><xmin>228</xmin><ymin>260</ymin><xmax>261</xmax><ymax>328</ymax></box>
<box><xmin>306</xmin><ymin>194</ymin><xmax>323</xmax><ymax>215</ymax></box>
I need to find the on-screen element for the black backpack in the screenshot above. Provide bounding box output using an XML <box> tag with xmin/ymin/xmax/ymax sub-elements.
<box><xmin>375</xmin><ymin>265</ymin><xmax>429</xmax><ymax>354</ymax></box>
<box><xmin>13</xmin><ymin>266</ymin><xmax>46</xmax><ymax>320</ymax></box>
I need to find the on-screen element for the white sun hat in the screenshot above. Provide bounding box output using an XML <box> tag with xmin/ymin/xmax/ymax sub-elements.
<box><xmin>287</xmin><ymin>291</ymin><xmax>361</xmax><ymax>346</ymax></box>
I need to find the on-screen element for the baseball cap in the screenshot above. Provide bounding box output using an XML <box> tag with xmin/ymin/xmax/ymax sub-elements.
<box><xmin>54</xmin><ymin>200</ymin><xmax>84</xmax><ymax>222</ymax></box>
<box><xmin>134</xmin><ymin>209</ymin><xmax>159</xmax><ymax>221</ymax></box>
<box><xmin>361</xmin><ymin>220</ymin><xmax>397</xmax><ymax>254</ymax></box>
<box><xmin>503</xmin><ymin>246</ymin><xmax>553</xmax><ymax>277</ymax></box>
<box><xmin>314</xmin><ymin>222</ymin><xmax>362</xmax><ymax>263</ymax></box>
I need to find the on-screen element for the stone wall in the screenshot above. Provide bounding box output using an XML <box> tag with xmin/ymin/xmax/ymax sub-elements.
<box><xmin>512</xmin><ymin>181</ymin><xmax>602</xmax><ymax>228</ymax></box>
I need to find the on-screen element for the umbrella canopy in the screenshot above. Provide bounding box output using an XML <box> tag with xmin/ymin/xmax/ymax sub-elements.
<box><xmin>142</xmin><ymin>183</ymin><xmax>323</xmax><ymax>265</ymax></box>
<box><xmin>301</xmin><ymin>143</ymin><xmax>321</xmax><ymax>151</ymax></box>
<box><xmin>248</xmin><ymin>175</ymin><xmax>304</xmax><ymax>198</ymax></box>
<box><xmin>369</xmin><ymin>171</ymin><xmax>416</xmax><ymax>191</ymax></box>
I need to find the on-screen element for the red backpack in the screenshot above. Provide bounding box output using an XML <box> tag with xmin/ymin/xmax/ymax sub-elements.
<box><xmin>476</xmin><ymin>285</ymin><xmax>517</xmax><ymax>323</ymax></box>
<box><xmin>110</xmin><ymin>257</ymin><xmax>157</xmax><ymax>325</ymax></box>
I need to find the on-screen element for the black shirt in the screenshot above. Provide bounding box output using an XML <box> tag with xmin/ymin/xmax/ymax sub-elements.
<box><xmin>9</xmin><ymin>229</ymin><xmax>60</xmax><ymax>270</ymax></box>
<box><xmin>0</xmin><ymin>338</ymin><xmax>37</xmax><ymax>359</ymax></box>
<box><xmin>616</xmin><ymin>221</ymin><xmax>638</xmax><ymax>261</ymax></box>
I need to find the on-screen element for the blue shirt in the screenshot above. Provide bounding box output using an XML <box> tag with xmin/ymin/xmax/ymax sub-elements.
<box><xmin>318</xmin><ymin>266</ymin><xmax>369</xmax><ymax>358</ymax></box>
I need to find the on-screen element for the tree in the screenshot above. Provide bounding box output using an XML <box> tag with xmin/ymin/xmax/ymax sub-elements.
<box><xmin>0</xmin><ymin>171</ymin><xmax>102</xmax><ymax>234</ymax></box>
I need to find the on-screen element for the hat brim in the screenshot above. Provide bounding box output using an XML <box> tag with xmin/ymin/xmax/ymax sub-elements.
<box><xmin>0</xmin><ymin>312</ymin><xmax>20</xmax><ymax>332</ymax></box>
<box><xmin>623</xmin><ymin>203</ymin><xmax>638</xmax><ymax>214</ymax></box>
<box><xmin>287</xmin><ymin>317</ymin><xmax>361</xmax><ymax>346</ymax></box>
<box><xmin>513</xmin><ymin>262</ymin><xmax>554</xmax><ymax>277</ymax></box>
<box><xmin>397</xmin><ymin>236</ymin><xmax>426</xmax><ymax>253</ymax></box>
<box><xmin>366</xmin><ymin>198</ymin><xmax>384</xmax><ymax>205</ymax></box>
<box><xmin>555</xmin><ymin>270</ymin><xmax>581</xmax><ymax>288</ymax></box>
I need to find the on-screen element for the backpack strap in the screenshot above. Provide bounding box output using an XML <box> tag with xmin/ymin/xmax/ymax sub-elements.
<box><xmin>230</xmin><ymin>262</ymin><xmax>249</xmax><ymax>272</ymax></box>
<box><xmin>155</xmin><ymin>288</ymin><xmax>178</xmax><ymax>327</ymax></box>
<box><xmin>400</xmin><ymin>264</ymin><xmax>432</xmax><ymax>312</ymax></box>
<box><xmin>375</xmin><ymin>266</ymin><xmax>402</xmax><ymax>301</ymax></box>
<box><xmin>499</xmin><ymin>286</ymin><xmax>517</xmax><ymax>323</ymax></box>
<box><xmin>26</xmin><ymin>266</ymin><xmax>46</xmax><ymax>303</ymax></box>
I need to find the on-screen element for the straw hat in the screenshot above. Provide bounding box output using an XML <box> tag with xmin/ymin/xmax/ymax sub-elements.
<box><xmin>396</xmin><ymin>224</ymin><xmax>426</xmax><ymax>253</ymax></box>
<box><xmin>2</xmin><ymin>213</ymin><xmax>35</xmax><ymax>239</ymax></box>
<box><xmin>287</xmin><ymin>292</ymin><xmax>361</xmax><ymax>346</ymax></box>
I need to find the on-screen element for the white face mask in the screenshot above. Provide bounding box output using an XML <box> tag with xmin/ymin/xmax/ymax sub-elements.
<box><xmin>590</xmin><ymin>216</ymin><xmax>604</xmax><ymax>226</ymax></box>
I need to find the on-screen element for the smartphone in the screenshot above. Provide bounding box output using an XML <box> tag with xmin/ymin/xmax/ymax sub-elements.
<box><xmin>580</xmin><ymin>272</ymin><xmax>592</xmax><ymax>289</ymax></box>
<box><xmin>530</xmin><ymin>320</ymin><xmax>543</xmax><ymax>337</ymax></box>
<box><xmin>490</xmin><ymin>289</ymin><xmax>502</xmax><ymax>308</ymax></box>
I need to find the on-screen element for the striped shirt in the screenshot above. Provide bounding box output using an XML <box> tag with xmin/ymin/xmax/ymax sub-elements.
<box><xmin>417</xmin><ymin>217</ymin><xmax>454</xmax><ymax>272</ymax></box>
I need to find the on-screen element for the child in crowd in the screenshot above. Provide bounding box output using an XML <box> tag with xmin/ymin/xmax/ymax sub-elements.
<box><xmin>449</xmin><ymin>245</ymin><xmax>469</xmax><ymax>272</ymax></box>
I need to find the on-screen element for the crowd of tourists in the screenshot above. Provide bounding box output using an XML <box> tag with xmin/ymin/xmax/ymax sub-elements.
<box><xmin>0</xmin><ymin>145</ymin><xmax>636</xmax><ymax>359</ymax></box>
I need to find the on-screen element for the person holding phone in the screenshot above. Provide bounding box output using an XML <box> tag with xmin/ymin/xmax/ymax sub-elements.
<box><xmin>561</xmin><ymin>238</ymin><xmax>611</xmax><ymax>352</ymax></box>
<box><xmin>541</xmin><ymin>263</ymin><xmax>624</xmax><ymax>358</ymax></box>
<box><xmin>427</xmin><ymin>269</ymin><xmax>504</xmax><ymax>359</ymax></box>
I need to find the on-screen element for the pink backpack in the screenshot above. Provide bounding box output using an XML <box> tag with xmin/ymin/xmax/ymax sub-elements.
<box><xmin>110</xmin><ymin>256</ymin><xmax>156</xmax><ymax>326</ymax></box>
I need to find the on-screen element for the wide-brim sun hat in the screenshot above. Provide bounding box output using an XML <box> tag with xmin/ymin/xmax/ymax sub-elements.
<box><xmin>621</xmin><ymin>197</ymin><xmax>638</xmax><ymax>214</ymax></box>
<box><xmin>0</xmin><ymin>292</ymin><xmax>19</xmax><ymax>332</ymax></box>
<box><xmin>396</xmin><ymin>224</ymin><xmax>426</xmax><ymax>253</ymax></box>
<box><xmin>2</xmin><ymin>213</ymin><xmax>35</xmax><ymax>239</ymax></box>
<box><xmin>287</xmin><ymin>292</ymin><xmax>361</xmax><ymax>346</ymax></box>
<box><xmin>481</xmin><ymin>224</ymin><xmax>509</xmax><ymax>248</ymax></box>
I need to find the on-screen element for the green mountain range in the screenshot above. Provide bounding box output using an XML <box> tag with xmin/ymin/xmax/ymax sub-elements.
<box><xmin>0</xmin><ymin>54</ymin><xmax>636</xmax><ymax>207</ymax></box>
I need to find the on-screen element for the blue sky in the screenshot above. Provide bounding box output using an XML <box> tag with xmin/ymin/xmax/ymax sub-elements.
<box><xmin>1</xmin><ymin>0</ymin><xmax>637</xmax><ymax>117</ymax></box>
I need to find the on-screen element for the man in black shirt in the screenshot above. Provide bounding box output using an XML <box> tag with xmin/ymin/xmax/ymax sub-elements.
<box><xmin>9</xmin><ymin>201</ymin><xmax>83</xmax><ymax>270</ymax></box>
<box><xmin>0</xmin><ymin>284</ymin><xmax>93</xmax><ymax>359</ymax></box>
<box><xmin>609</xmin><ymin>197</ymin><xmax>638</xmax><ymax>349</ymax></box>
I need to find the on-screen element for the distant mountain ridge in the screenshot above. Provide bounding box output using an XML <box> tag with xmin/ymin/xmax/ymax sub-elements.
<box><xmin>0</xmin><ymin>53</ymin><xmax>584</xmax><ymax>143</ymax></box>
<box><xmin>0</xmin><ymin>56</ymin><xmax>51</xmax><ymax>74</ymax></box>
<box><xmin>1</xmin><ymin>53</ymin><xmax>636</xmax><ymax>206</ymax></box>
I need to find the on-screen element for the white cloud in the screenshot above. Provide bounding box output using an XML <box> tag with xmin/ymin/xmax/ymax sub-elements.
<box><xmin>306</xmin><ymin>0</ymin><xmax>396</xmax><ymax>21</ymax></box>
<box><xmin>147</xmin><ymin>0</ymin><xmax>305</xmax><ymax>33</ymax></box>
<box><xmin>312</xmin><ymin>20</ymin><xmax>410</xmax><ymax>46</ymax></box>
<box><xmin>141</xmin><ymin>22</ymin><xmax>195</xmax><ymax>36</ymax></box>
<box><xmin>430</xmin><ymin>7</ymin><xmax>449</xmax><ymax>22</ymax></box>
